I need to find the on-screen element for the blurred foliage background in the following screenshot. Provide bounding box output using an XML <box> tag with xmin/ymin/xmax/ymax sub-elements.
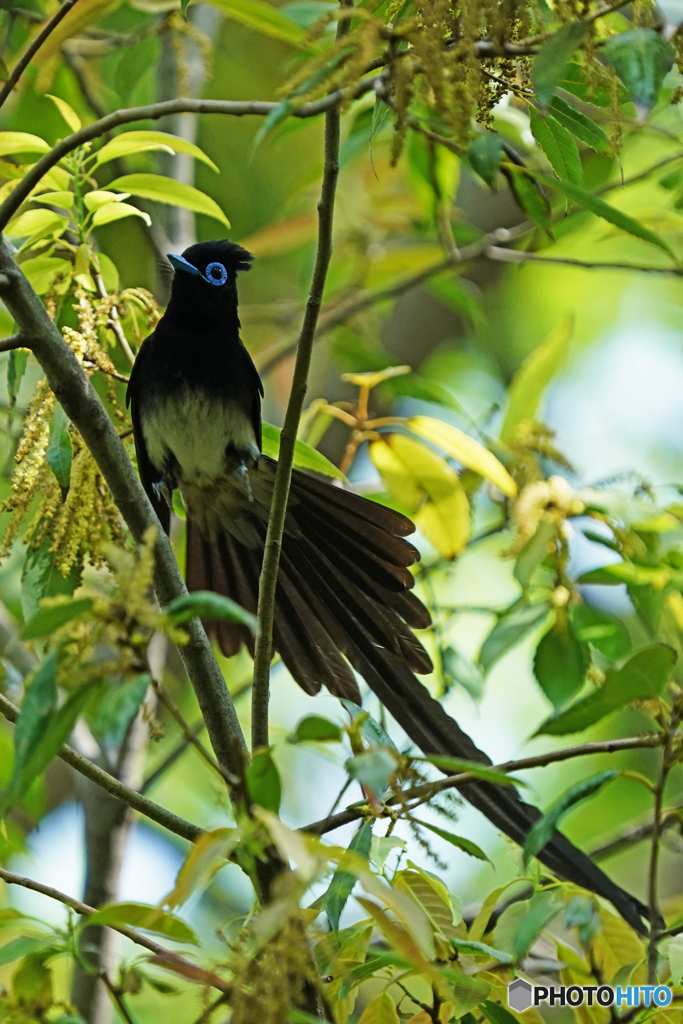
<box><xmin>3</xmin><ymin>0</ymin><xmax>683</xmax><ymax>1020</ymax></box>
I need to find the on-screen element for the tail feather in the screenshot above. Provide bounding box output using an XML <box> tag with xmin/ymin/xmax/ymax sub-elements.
<box><xmin>186</xmin><ymin>463</ymin><xmax>649</xmax><ymax>935</ymax></box>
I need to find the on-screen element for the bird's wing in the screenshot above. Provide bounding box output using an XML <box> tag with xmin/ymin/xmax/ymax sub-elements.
<box><xmin>126</xmin><ymin>340</ymin><xmax>171</xmax><ymax>535</ymax></box>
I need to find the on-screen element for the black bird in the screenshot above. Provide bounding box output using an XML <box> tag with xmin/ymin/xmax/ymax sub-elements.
<box><xmin>127</xmin><ymin>240</ymin><xmax>649</xmax><ymax>934</ymax></box>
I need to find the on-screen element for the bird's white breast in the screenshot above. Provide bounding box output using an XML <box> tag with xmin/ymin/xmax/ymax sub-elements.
<box><xmin>142</xmin><ymin>387</ymin><xmax>259</xmax><ymax>485</ymax></box>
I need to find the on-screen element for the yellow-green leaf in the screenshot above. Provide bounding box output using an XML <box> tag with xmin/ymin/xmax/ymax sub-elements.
<box><xmin>46</xmin><ymin>94</ymin><xmax>81</xmax><ymax>133</ymax></box>
<box><xmin>415</xmin><ymin>491</ymin><xmax>469</xmax><ymax>560</ymax></box>
<box><xmin>34</xmin><ymin>191</ymin><xmax>74</xmax><ymax>208</ymax></box>
<box><xmin>357</xmin><ymin>991</ymin><xmax>400</xmax><ymax>1024</ymax></box>
<box><xmin>6</xmin><ymin>208</ymin><xmax>68</xmax><ymax>240</ymax></box>
<box><xmin>106</xmin><ymin>173</ymin><xmax>229</xmax><ymax>227</ymax></box>
<box><xmin>369</xmin><ymin>436</ymin><xmax>424</xmax><ymax>511</ymax></box>
<box><xmin>407</xmin><ymin>416</ymin><xmax>517</xmax><ymax>497</ymax></box>
<box><xmin>395</xmin><ymin>866</ymin><xmax>460</xmax><ymax>939</ymax></box>
<box><xmin>84</xmin><ymin>190</ymin><xmax>130</xmax><ymax>211</ymax></box>
<box><xmin>0</xmin><ymin>132</ymin><xmax>50</xmax><ymax>157</ymax></box>
<box><xmin>500</xmin><ymin>317</ymin><xmax>572</xmax><ymax>443</ymax></box>
<box><xmin>261</xmin><ymin>421</ymin><xmax>346</xmax><ymax>480</ymax></box>
<box><xmin>86</xmin><ymin>902</ymin><xmax>198</xmax><ymax>944</ymax></box>
<box><xmin>92</xmin><ymin>202</ymin><xmax>152</xmax><ymax>227</ymax></box>
<box><xmin>164</xmin><ymin>828</ymin><xmax>239</xmax><ymax>909</ymax></box>
<box><xmin>94</xmin><ymin>130</ymin><xmax>219</xmax><ymax>172</ymax></box>
<box><xmin>207</xmin><ymin>0</ymin><xmax>308</xmax><ymax>46</ymax></box>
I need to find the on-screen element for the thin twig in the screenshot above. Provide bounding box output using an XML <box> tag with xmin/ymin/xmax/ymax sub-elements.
<box><xmin>0</xmin><ymin>0</ymin><xmax>82</xmax><ymax>110</ymax></box>
<box><xmin>301</xmin><ymin>733</ymin><xmax>667</xmax><ymax>834</ymax></box>
<box><xmin>101</xmin><ymin>974</ymin><xmax>139</xmax><ymax>1024</ymax></box>
<box><xmin>648</xmin><ymin>731</ymin><xmax>673</xmax><ymax>979</ymax></box>
<box><xmin>93</xmin><ymin>270</ymin><xmax>136</xmax><ymax>366</ymax></box>
<box><xmin>0</xmin><ymin>691</ymin><xmax>202</xmax><ymax>843</ymax></box>
<box><xmin>485</xmin><ymin>245</ymin><xmax>683</xmax><ymax>275</ymax></box>
<box><xmin>250</xmin><ymin>11</ymin><xmax>349</xmax><ymax>751</ymax></box>
<box><xmin>141</xmin><ymin>718</ymin><xmax>205</xmax><ymax>793</ymax></box>
<box><xmin>0</xmin><ymin>867</ymin><xmax>231</xmax><ymax>993</ymax></box>
<box><xmin>590</xmin><ymin>804</ymin><xmax>683</xmax><ymax>859</ymax></box>
<box><xmin>151</xmin><ymin>677</ymin><xmax>230</xmax><ymax>783</ymax></box>
<box><xmin>0</xmin><ymin>333</ymin><xmax>30</xmax><ymax>352</ymax></box>
<box><xmin>0</xmin><ymin>82</ymin><xmax>383</xmax><ymax>233</ymax></box>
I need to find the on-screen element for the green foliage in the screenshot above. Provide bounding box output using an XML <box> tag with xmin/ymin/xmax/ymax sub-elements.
<box><xmin>523</xmin><ymin>770</ymin><xmax>620</xmax><ymax>864</ymax></box>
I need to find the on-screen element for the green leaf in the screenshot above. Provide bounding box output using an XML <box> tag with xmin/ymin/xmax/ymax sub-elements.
<box><xmin>207</xmin><ymin>0</ymin><xmax>307</xmax><ymax>45</ymax></box>
<box><xmin>356</xmin><ymin>991</ymin><xmax>400</xmax><ymax>1024</ymax></box>
<box><xmin>602</xmin><ymin>28</ymin><xmax>674</xmax><ymax>110</ymax></box>
<box><xmin>549</xmin><ymin>96</ymin><xmax>610</xmax><ymax>152</ymax></box>
<box><xmin>245</xmin><ymin>749</ymin><xmax>282</xmax><ymax>813</ymax></box>
<box><xmin>479</xmin><ymin>602</ymin><xmax>551</xmax><ymax>674</ymax></box>
<box><xmin>20</xmin><ymin>540</ymin><xmax>79</xmax><ymax>622</ymax></box>
<box><xmin>95</xmin><ymin>130</ymin><xmax>219</xmax><ymax>171</ymax></box>
<box><xmin>411</xmin><ymin>818</ymin><xmax>491</xmax><ymax>862</ymax></box>
<box><xmin>106</xmin><ymin>174</ymin><xmax>229</xmax><ymax>227</ymax></box>
<box><xmin>6</xmin><ymin>209</ymin><xmax>68</xmax><ymax>242</ymax></box>
<box><xmin>468</xmin><ymin>132</ymin><xmax>504</xmax><ymax>187</ymax></box>
<box><xmin>34</xmin><ymin>191</ymin><xmax>74</xmax><ymax>209</ymax></box>
<box><xmin>339</xmin><ymin>952</ymin><xmax>414</xmax><ymax>997</ymax></box>
<box><xmin>536</xmin><ymin>643</ymin><xmax>676</xmax><ymax>735</ymax></box>
<box><xmin>261</xmin><ymin>421</ymin><xmax>346</xmax><ymax>480</ymax></box>
<box><xmin>571</xmin><ymin>603</ymin><xmax>630</xmax><ymax>661</ymax></box>
<box><xmin>411</xmin><ymin>754</ymin><xmax>527</xmax><ymax>788</ymax></box>
<box><xmin>494</xmin><ymin>889</ymin><xmax>561</xmax><ymax>960</ymax></box>
<box><xmin>325</xmin><ymin>820</ymin><xmax>373</xmax><ymax>930</ymax></box>
<box><xmin>340</xmin><ymin>700</ymin><xmax>398</xmax><ymax>751</ymax></box>
<box><xmin>164</xmin><ymin>591</ymin><xmax>258</xmax><ymax>631</ymax></box>
<box><xmin>345</xmin><ymin>748</ymin><xmax>396</xmax><ymax>797</ymax></box>
<box><xmin>514</xmin><ymin>519</ymin><xmax>558</xmax><ymax>587</ymax></box>
<box><xmin>441</xmin><ymin>645</ymin><xmax>484</xmax><ymax>699</ymax></box>
<box><xmin>46</xmin><ymin>94</ymin><xmax>81</xmax><ymax>133</ymax></box>
<box><xmin>529</xmin><ymin>107</ymin><xmax>582</xmax><ymax>184</ymax></box>
<box><xmin>0</xmin><ymin>935</ymin><xmax>48</xmax><ymax>968</ymax></box>
<box><xmin>533</xmin><ymin>620</ymin><xmax>588</xmax><ymax>708</ymax></box>
<box><xmin>46</xmin><ymin>404</ymin><xmax>72</xmax><ymax>488</ymax></box>
<box><xmin>20</xmin><ymin>255</ymin><xmax>72</xmax><ymax>296</ymax></box>
<box><xmin>0</xmin><ymin>132</ymin><xmax>50</xmax><ymax>156</ymax></box>
<box><xmin>452</xmin><ymin>940</ymin><xmax>512</xmax><ymax>962</ymax></box>
<box><xmin>482</xmin><ymin>1000</ymin><xmax>521</xmax><ymax>1024</ymax></box>
<box><xmin>86</xmin><ymin>903</ymin><xmax>198</xmax><ymax>944</ymax></box>
<box><xmin>523</xmin><ymin>770</ymin><xmax>620</xmax><ymax>864</ymax></box>
<box><xmin>533</xmin><ymin>21</ymin><xmax>588</xmax><ymax>107</ymax></box>
<box><xmin>20</xmin><ymin>598</ymin><xmax>93</xmax><ymax>640</ymax></box>
<box><xmin>92</xmin><ymin>202</ymin><xmax>152</xmax><ymax>228</ymax></box>
<box><xmin>7</xmin><ymin>347</ymin><xmax>28</xmax><ymax>403</ymax></box>
<box><xmin>500</xmin><ymin>317</ymin><xmax>572</xmax><ymax>442</ymax></box>
<box><xmin>3</xmin><ymin>655</ymin><xmax>98</xmax><ymax>813</ymax></box>
<box><xmin>288</xmin><ymin>714</ymin><xmax>342</xmax><ymax>744</ymax></box>
<box><xmin>535</xmin><ymin>171</ymin><xmax>677</xmax><ymax>259</ymax></box>
<box><xmin>501</xmin><ymin>163</ymin><xmax>552</xmax><ymax>232</ymax></box>
<box><xmin>89</xmin><ymin>675</ymin><xmax>150</xmax><ymax>748</ymax></box>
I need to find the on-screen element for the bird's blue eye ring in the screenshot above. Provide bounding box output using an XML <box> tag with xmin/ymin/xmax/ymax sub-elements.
<box><xmin>204</xmin><ymin>261</ymin><xmax>227</xmax><ymax>286</ymax></box>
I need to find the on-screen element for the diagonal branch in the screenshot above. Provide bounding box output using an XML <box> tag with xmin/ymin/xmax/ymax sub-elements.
<box><xmin>250</xmin><ymin>14</ymin><xmax>349</xmax><ymax>752</ymax></box>
<box><xmin>0</xmin><ymin>691</ymin><xmax>202</xmax><ymax>843</ymax></box>
<box><xmin>0</xmin><ymin>0</ymin><xmax>82</xmax><ymax>110</ymax></box>
<box><xmin>0</xmin><ymin>867</ymin><xmax>230</xmax><ymax>994</ymax></box>
<box><xmin>301</xmin><ymin>733</ymin><xmax>668</xmax><ymax>835</ymax></box>
<box><xmin>485</xmin><ymin>245</ymin><xmax>683</xmax><ymax>275</ymax></box>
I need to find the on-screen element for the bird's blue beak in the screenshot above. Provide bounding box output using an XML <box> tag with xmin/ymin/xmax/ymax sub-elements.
<box><xmin>168</xmin><ymin>253</ymin><xmax>201</xmax><ymax>277</ymax></box>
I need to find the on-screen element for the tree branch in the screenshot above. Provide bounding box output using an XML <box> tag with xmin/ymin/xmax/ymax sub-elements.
<box><xmin>301</xmin><ymin>734</ymin><xmax>668</xmax><ymax>835</ymax></box>
<box><xmin>250</xmin><ymin>15</ymin><xmax>347</xmax><ymax>751</ymax></box>
<box><xmin>0</xmin><ymin>333</ymin><xmax>30</xmax><ymax>352</ymax></box>
<box><xmin>0</xmin><ymin>240</ymin><xmax>248</xmax><ymax>788</ymax></box>
<box><xmin>0</xmin><ymin>81</ymin><xmax>382</xmax><ymax>233</ymax></box>
<box><xmin>485</xmin><ymin>245</ymin><xmax>683</xmax><ymax>275</ymax></box>
<box><xmin>0</xmin><ymin>0</ymin><xmax>82</xmax><ymax>110</ymax></box>
<box><xmin>0</xmin><ymin>867</ymin><xmax>230</xmax><ymax>994</ymax></box>
<box><xmin>0</xmin><ymin>690</ymin><xmax>202</xmax><ymax>843</ymax></box>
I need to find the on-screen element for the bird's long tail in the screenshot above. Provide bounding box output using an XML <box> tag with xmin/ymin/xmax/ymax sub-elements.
<box><xmin>186</xmin><ymin>457</ymin><xmax>649</xmax><ymax>935</ymax></box>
